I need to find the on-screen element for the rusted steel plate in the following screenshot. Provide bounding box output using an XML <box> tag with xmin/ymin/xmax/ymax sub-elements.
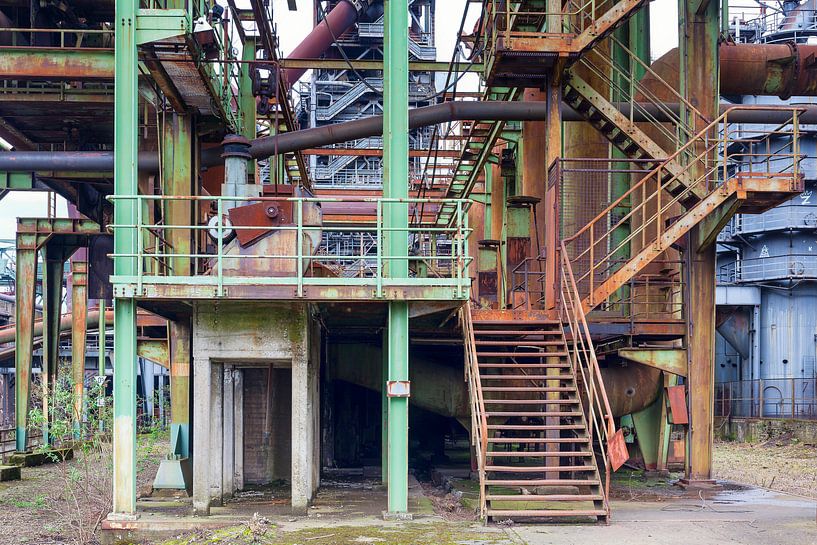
<box><xmin>608</xmin><ymin>428</ymin><xmax>630</xmax><ymax>472</ymax></box>
<box><xmin>228</xmin><ymin>200</ymin><xmax>294</xmax><ymax>247</ymax></box>
<box><xmin>666</xmin><ymin>385</ymin><xmax>689</xmax><ymax>425</ymax></box>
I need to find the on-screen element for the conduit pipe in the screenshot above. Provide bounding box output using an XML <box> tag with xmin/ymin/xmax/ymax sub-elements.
<box><xmin>4</xmin><ymin>101</ymin><xmax>817</xmax><ymax>173</ymax></box>
<box><xmin>0</xmin><ymin>309</ymin><xmax>113</xmax><ymax>345</ymax></box>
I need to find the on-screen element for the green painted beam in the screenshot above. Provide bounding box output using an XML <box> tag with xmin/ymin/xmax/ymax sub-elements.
<box><xmin>619</xmin><ymin>348</ymin><xmax>688</xmax><ymax>377</ymax></box>
<box><xmin>0</xmin><ymin>48</ymin><xmax>114</xmax><ymax>80</ymax></box>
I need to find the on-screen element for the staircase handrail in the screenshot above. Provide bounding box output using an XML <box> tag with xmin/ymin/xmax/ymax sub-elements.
<box><xmin>461</xmin><ymin>305</ymin><xmax>488</xmax><ymax>519</ymax></box>
<box><xmin>562</xmin><ymin>106</ymin><xmax>803</xmax><ymax>302</ymax></box>
<box><xmin>558</xmin><ymin>241</ymin><xmax>617</xmax><ymax>512</ymax></box>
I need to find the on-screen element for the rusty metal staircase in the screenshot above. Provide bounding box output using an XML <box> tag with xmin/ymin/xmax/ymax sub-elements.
<box><xmin>483</xmin><ymin>0</ymin><xmax>650</xmax><ymax>86</ymax></box>
<box><xmin>463</xmin><ymin>308</ymin><xmax>626</xmax><ymax>522</ymax></box>
<box><xmin>563</xmin><ymin>106</ymin><xmax>804</xmax><ymax>312</ymax></box>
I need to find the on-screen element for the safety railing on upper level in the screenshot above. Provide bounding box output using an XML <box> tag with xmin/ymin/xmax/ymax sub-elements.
<box><xmin>562</xmin><ymin>106</ymin><xmax>803</xmax><ymax>306</ymax></box>
<box><xmin>461</xmin><ymin>305</ymin><xmax>488</xmax><ymax>520</ymax></box>
<box><xmin>0</xmin><ymin>27</ymin><xmax>114</xmax><ymax>48</ymax></box>
<box><xmin>719</xmin><ymin>253</ymin><xmax>817</xmax><ymax>284</ymax></box>
<box><xmin>107</xmin><ymin>195</ymin><xmax>473</xmax><ymax>299</ymax></box>
<box><xmin>558</xmin><ymin>241</ymin><xmax>624</xmax><ymax>515</ymax></box>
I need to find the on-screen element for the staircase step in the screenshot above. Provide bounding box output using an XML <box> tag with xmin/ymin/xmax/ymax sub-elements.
<box><xmin>486</xmin><ymin>411</ymin><xmax>582</xmax><ymax>417</ymax></box>
<box><xmin>479</xmin><ymin>364</ymin><xmax>570</xmax><ymax>371</ymax></box>
<box><xmin>488</xmin><ymin>437</ymin><xmax>588</xmax><ymax>444</ymax></box>
<box><xmin>474</xmin><ymin>330</ymin><xmax>563</xmax><ymax>336</ymax></box>
<box><xmin>473</xmin><ymin>320</ymin><xmax>560</xmax><ymax>326</ymax></box>
<box><xmin>481</xmin><ymin>375</ymin><xmax>575</xmax><ymax>381</ymax></box>
<box><xmin>487</xmin><ymin>509</ymin><xmax>607</xmax><ymax>518</ymax></box>
<box><xmin>476</xmin><ymin>340</ymin><xmax>565</xmax><ymax>346</ymax></box>
<box><xmin>486</xmin><ymin>451</ymin><xmax>594</xmax><ymax>458</ymax></box>
<box><xmin>482</xmin><ymin>386</ymin><xmax>575</xmax><ymax>392</ymax></box>
<box><xmin>486</xmin><ymin>466</ymin><xmax>595</xmax><ymax>473</ymax></box>
<box><xmin>476</xmin><ymin>352</ymin><xmax>568</xmax><ymax>359</ymax></box>
<box><xmin>486</xmin><ymin>479</ymin><xmax>600</xmax><ymax>486</ymax></box>
<box><xmin>483</xmin><ymin>399</ymin><xmax>580</xmax><ymax>405</ymax></box>
<box><xmin>486</xmin><ymin>494</ymin><xmax>603</xmax><ymax>502</ymax></box>
<box><xmin>487</xmin><ymin>424</ymin><xmax>585</xmax><ymax>431</ymax></box>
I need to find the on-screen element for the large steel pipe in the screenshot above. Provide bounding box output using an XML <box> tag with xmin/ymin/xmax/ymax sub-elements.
<box><xmin>4</xmin><ymin>101</ymin><xmax>817</xmax><ymax>173</ymax></box>
<box><xmin>283</xmin><ymin>0</ymin><xmax>367</xmax><ymax>87</ymax></box>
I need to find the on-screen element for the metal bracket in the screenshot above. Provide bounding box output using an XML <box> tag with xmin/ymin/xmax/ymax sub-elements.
<box><xmin>136</xmin><ymin>9</ymin><xmax>189</xmax><ymax>45</ymax></box>
<box><xmin>0</xmin><ymin>171</ymin><xmax>34</xmax><ymax>190</ymax></box>
<box><xmin>386</xmin><ymin>381</ymin><xmax>411</xmax><ymax>398</ymax></box>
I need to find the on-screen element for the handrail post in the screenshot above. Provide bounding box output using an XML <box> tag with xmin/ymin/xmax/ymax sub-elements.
<box><xmin>376</xmin><ymin>199</ymin><xmax>383</xmax><ymax>298</ymax></box>
<box><xmin>217</xmin><ymin>198</ymin><xmax>223</xmax><ymax>297</ymax></box>
<box><xmin>296</xmin><ymin>198</ymin><xmax>304</xmax><ymax>297</ymax></box>
<box><xmin>137</xmin><ymin>196</ymin><xmax>143</xmax><ymax>295</ymax></box>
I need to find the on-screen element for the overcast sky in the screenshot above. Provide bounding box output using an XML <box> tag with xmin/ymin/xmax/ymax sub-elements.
<box><xmin>0</xmin><ymin>0</ymin><xmax>680</xmax><ymax>240</ymax></box>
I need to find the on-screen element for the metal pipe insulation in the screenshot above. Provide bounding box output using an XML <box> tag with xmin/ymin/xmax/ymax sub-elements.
<box><xmin>283</xmin><ymin>0</ymin><xmax>369</xmax><ymax>87</ymax></box>
<box><xmin>3</xmin><ymin>101</ymin><xmax>817</xmax><ymax>173</ymax></box>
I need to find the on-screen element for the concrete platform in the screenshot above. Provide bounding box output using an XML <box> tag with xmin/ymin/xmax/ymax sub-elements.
<box><xmin>98</xmin><ymin>476</ymin><xmax>817</xmax><ymax>545</ymax></box>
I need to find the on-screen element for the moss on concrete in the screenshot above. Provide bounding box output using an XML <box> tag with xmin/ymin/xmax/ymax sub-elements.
<box><xmin>158</xmin><ymin>522</ymin><xmax>512</xmax><ymax>545</ymax></box>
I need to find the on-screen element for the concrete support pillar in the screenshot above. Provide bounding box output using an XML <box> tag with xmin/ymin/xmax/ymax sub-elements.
<box><xmin>71</xmin><ymin>260</ymin><xmax>88</xmax><ymax>439</ymax></box>
<box><xmin>14</xmin><ymin>245</ymin><xmax>37</xmax><ymax>452</ymax></box>
<box><xmin>233</xmin><ymin>369</ymin><xmax>244</xmax><ymax>491</ymax></box>
<box><xmin>209</xmin><ymin>362</ymin><xmax>224</xmax><ymax>506</ymax></box>
<box><xmin>222</xmin><ymin>367</ymin><xmax>235</xmax><ymax>499</ymax></box>
<box><xmin>192</xmin><ymin>353</ymin><xmax>212</xmax><ymax>515</ymax></box>
<box><xmin>291</xmin><ymin>307</ymin><xmax>316</xmax><ymax>515</ymax></box>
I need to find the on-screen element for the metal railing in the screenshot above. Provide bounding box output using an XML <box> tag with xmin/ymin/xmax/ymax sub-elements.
<box><xmin>558</xmin><ymin>241</ymin><xmax>618</xmax><ymax>516</ymax></box>
<box><xmin>461</xmin><ymin>306</ymin><xmax>488</xmax><ymax>520</ymax></box>
<box><xmin>733</xmin><ymin>204</ymin><xmax>817</xmax><ymax>234</ymax></box>
<box><xmin>1</xmin><ymin>27</ymin><xmax>114</xmax><ymax>48</ymax></box>
<box><xmin>716</xmin><ymin>378</ymin><xmax>817</xmax><ymax>420</ymax></box>
<box><xmin>719</xmin><ymin>254</ymin><xmax>817</xmax><ymax>283</ymax></box>
<box><xmin>107</xmin><ymin>195</ymin><xmax>472</xmax><ymax>298</ymax></box>
<box><xmin>562</xmin><ymin>106</ymin><xmax>803</xmax><ymax>306</ymax></box>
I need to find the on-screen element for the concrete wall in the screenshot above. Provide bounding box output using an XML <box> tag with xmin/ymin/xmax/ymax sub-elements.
<box><xmin>191</xmin><ymin>301</ymin><xmax>320</xmax><ymax>516</ymax></box>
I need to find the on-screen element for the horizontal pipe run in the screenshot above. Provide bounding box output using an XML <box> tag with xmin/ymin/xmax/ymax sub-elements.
<box><xmin>2</xmin><ymin>102</ymin><xmax>815</xmax><ymax>173</ymax></box>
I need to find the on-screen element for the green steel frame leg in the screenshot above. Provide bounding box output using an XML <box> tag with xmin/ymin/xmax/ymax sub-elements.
<box><xmin>71</xmin><ymin>260</ymin><xmax>89</xmax><ymax>440</ymax></box>
<box><xmin>383</xmin><ymin>0</ymin><xmax>410</xmax><ymax>515</ymax></box>
<box><xmin>42</xmin><ymin>246</ymin><xmax>66</xmax><ymax>448</ymax></box>
<box><xmin>381</xmin><ymin>329</ymin><xmax>389</xmax><ymax>485</ymax></box>
<box><xmin>387</xmin><ymin>302</ymin><xmax>409</xmax><ymax>513</ymax></box>
<box><xmin>14</xmin><ymin>246</ymin><xmax>37</xmax><ymax>452</ymax></box>
<box><xmin>111</xmin><ymin>0</ymin><xmax>139</xmax><ymax>519</ymax></box>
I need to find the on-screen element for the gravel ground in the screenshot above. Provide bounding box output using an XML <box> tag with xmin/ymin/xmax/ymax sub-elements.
<box><xmin>713</xmin><ymin>438</ymin><xmax>817</xmax><ymax>498</ymax></box>
<box><xmin>0</xmin><ymin>434</ymin><xmax>166</xmax><ymax>545</ymax></box>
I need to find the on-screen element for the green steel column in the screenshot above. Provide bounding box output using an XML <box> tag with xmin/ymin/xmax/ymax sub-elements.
<box><xmin>381</xmin><ymin>330</ymin><xmax>388</xmax><ymax>485</ymax></box>
<box><xmin>111</xmin><ymin>0</ymin><xmax>139</xmax><ymax>518</ymax></box>
<box><xmin>42</xmin><ymin>247</ymin><xmax>66</xmax><ymax>448</ymax></box>
<box><xmin>14</xmin><ymin>246</ymin><xmax>37</xmax><ymax>452</ymax></box>
<box><xmin>383</xmin><ymin>0</ymin><xmax>409</xmax><ymax>515</ymax></box>
<box><xmin>240</xmin><ymin>37</ymin><xmax>257</xmax><ymax>141</ymax></box>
